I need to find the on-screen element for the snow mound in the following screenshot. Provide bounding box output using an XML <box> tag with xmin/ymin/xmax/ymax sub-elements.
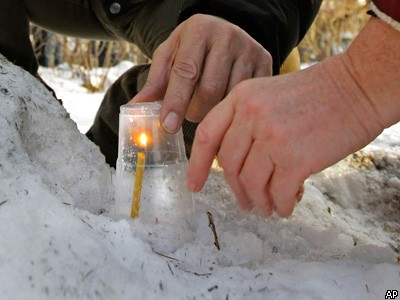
<box><xmin>0</xmin><ymin>55</ymin><xmax>112</xmax><ymax>213</ymax></box>
<box><xmin>0</xmin><ymin>55</ymin><xmax>399</xmax><ymax>299</ymax></box>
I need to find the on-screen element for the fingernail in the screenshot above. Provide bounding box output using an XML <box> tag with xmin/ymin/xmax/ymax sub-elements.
<box><xmin>163</xmin><ymin>111</ymin><xmax>179</xmax><ymax>133</ymax></box>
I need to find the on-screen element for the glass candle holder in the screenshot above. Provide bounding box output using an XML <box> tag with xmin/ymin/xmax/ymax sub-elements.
<box><xmin>115</xmin><ymin>101</ymin><xmax>194</xmax><ymax>230</ymax></box>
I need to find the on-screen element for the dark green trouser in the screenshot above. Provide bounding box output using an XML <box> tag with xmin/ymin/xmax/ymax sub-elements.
<box><xmin>0</xmin><ymin>0</ymin><xmax>198</xmax><ymax>167</ymax></box>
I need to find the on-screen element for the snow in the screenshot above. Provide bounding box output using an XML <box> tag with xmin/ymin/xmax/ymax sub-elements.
<box><xmin>0</xmin><ymin>55</ymin><xmax>399</xmax><ymax>299</ymax></box>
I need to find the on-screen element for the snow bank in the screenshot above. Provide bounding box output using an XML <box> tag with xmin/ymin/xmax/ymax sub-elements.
<box><xmin>0</xmin><ymin>55</ymin><xmax>399</xmax><ymax>299</ymax></box>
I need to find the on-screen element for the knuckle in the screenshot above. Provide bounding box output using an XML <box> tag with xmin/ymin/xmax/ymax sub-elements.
<box><xmin>264</xmin><ymin>49</ymin><xmax>273</xmax><ymax>63</ymax></box>
<box><xmin>199</xmin><ymin>79</ymin><xmax>221</xmax><ymax>99</ymax></box>
<box><xmin>153</xmin><ymin>41</ymin><xmax>170</xmax><ymax>59</ymax></box>
<box><xmin>241</xmin><ymin>46</ymin><xmax>272</xmax><ymax>77</ymax></box>
<box><xmin>258</xmin><ymin>51</ymin><xmax>272</xmax><ymax>76</ymax></box>
<box><xmin>258</xmin><ymin>46</ymin><xmax>272</xmax><ymax>60</ymax></box>
<box><xmin>184</xmin><ymin>14</ymin><xmax>208</xmax><ymax>36</ymax></box>
<box><xmin>234</xmin><ymin>80</ymin><xmax>251</xmax><ymax>95</ymax></box>
<box><xmin>194</xmin><ymin>122</ymin><xmax>212</xmax><ymax>145</ymax></box>
<box><xmin>242</xmin><ymin>96</ymin><xmax>264</xmax><ymax>117</ymax></box>
<box><xmin>188</xmin><ymin>14</ymin><xmax>205</xmax><ymax>26</ymax></box>
<box><xmin>222</xmin><ymin>25</ymin><xmax>237</xmax><ymax>39</ymax></box>
<box><xmin>173</xmin><ymin>58</ymin><xmax>199</xmax><ymax>81</ymax></box>
<box><xmin>153</xmin><ymin>43</ymin><xmax>164</xmax><ymax>56</ymax></box>
<box><xmin>259</xmin><ymin>51</ymin><xmax>273</xmax><ymax>68</ymax></box>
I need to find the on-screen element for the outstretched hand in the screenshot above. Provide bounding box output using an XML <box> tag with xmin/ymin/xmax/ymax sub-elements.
<box><xmin>186</xmin><ymin>57</ymin><xmax>383</xmax><ymax>217</ymax></box>
<box><xmin>132</xmin><ymin>14</ymin><xmax>272</xmax><ymax>133</ymax></box>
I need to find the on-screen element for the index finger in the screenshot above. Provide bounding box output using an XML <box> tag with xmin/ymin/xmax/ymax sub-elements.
<box><xmin>186</xmin><ymin>97</ymin><xmax>235</xmax><ymax>192</ymax></box>
<box><xmin>131</xmin><ymin>35</ymin><xmax>178</xmax><ymax>104</ymax></box>
<box><xmin>159</xmin><ymin>28</ymin><xmax>208</xmax><ymax>133</ymax></box>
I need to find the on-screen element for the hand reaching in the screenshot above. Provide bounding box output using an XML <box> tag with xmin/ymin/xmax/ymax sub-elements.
<box><xmin>132</xmin><ymin>14</ymin><xmax>272</xmax><ymax>133</ymax></box>
<box><xmin>186</xmin><ymin>56</ymin><xmax>383</xmax><ymax>217</ymax></box>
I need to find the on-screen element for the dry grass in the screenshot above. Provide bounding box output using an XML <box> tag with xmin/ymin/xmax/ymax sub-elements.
<box><xmin>59</xmin><ymin>38</ymin><xmax>148</xmax><ymax>92</ymax></box>
<box><xmin>31</xmin><ymin>29</ymin><xmax>148</xmax><ymax>92</ymax></box>
<box><xmin>298</xmin><ymin>0</ymin><xmax>371</xmax><ymax>62</ymax></box>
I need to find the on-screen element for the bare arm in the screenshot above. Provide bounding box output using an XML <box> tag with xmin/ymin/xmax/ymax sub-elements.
<box><xmin>342</xmin><ymin>17</ymin><xmax>400</xmax><ymax>128</ymax></box>
<box><xmin>186</xmin><ymin>17</ymin><xmax>400</xmax><ymax>217</ymax></box>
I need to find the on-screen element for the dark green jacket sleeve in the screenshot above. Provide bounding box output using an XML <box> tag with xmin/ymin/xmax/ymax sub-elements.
<box><xmin>119</xmin><ymin>0</ymin><xmax>322</xmax><ymax>75</ymax></box>
<box><xmin>179</xmin><ymin>0</ymin><xmax>322</xmax><ymax>74</ymax></box>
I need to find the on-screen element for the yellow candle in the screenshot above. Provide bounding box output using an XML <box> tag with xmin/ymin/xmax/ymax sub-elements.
<box><xmin>131</xmin><ymin>151</ymin><xmax>145</xmax><ymax>218</ymax></box>
<box><xmin>130</xmin><ymin>132</ymin><xmax>148</xmax><ymax>218</ymax></box>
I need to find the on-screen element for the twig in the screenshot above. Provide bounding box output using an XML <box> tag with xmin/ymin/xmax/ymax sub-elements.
<box><xmin>208</xmin><ymin>285</ymin><xmax>218</xmax><ymax>292</ymax></box>
<box><xmin>207</xmin><ymin>212</ymin><xmax>220</xmax><ymax>251</ymax></box>
<box><xmin>0</xmin><ymin>200</ymin><xmax>8</xmax><ymax>207</ymax></box>
<box><xmin>80</xmin><ymin>218</ymin><xmax>93</xmax><ymax>229</ymax></box>
<box><xmin>193</xmin><ymin>271</ymin><xmax>212</xmax><ymax>277</ymax></box>
<box><xmin>83</xmin><ymin>269</ymin><xmax>94</xmax><ymax>280</ymax></box>
<box><xmin>174</xmin><ymin>265</ymin><xmax>212</xmax><ymax>277</ymax></box>
<box><xmin>166</xmin><ymin>262</ymin><xmax>174</xmax><ymax>275</ymax></box>
<box><xmin>152</xmin><ymin>250</ymin><xmax>179</xmax><ymax>262</ymax></box>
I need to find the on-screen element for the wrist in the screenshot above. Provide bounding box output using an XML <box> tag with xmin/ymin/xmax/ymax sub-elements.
<box><xmin>343</xmin><ymin>17</ymin><xmax>400</xmax><ymax>130</ymax></box>
<box><xmin>319</xmin><ymin>54</ymin><xmax>385</xmax><ymax>148</ymax></box>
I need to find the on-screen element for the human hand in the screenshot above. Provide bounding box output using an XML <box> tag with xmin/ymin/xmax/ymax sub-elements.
<box><xmin>132</xmin><ymin>14</ymin><xmax>272</xmax><ymax>133</ymax></box>
<box><xmin>186</xmin><ymin>57</ymin><xmax>383</xmax><ymax>217</ymax></box>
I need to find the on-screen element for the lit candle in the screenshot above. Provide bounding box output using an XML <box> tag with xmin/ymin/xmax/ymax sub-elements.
<box><xmin>131</xmin><ymin>132</ymin><xmax>148</xmax><ymax>218</ymax></box>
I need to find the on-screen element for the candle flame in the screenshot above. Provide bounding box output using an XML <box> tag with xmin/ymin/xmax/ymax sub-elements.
<box><xmin>130</xmin><ymin>130</ymin><xmax>151</xmax><ymax>149</ymax></box>
<box><xmin>139</xmin><ymin>132</ymin><xmax>148</xmax><ymax>147</ymax></box>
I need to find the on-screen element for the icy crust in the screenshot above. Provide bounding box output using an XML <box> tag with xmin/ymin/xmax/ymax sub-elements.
<box><xmin>0</xmin><ymin>55</ymin><xmax>399</xmax><ymax>299</ymax></box>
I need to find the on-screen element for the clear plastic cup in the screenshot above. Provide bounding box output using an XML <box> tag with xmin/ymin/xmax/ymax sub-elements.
<box><xmin>115</xmin><ymin>101</ymin><xmax>194</xmax><ymax>231</ymax></box>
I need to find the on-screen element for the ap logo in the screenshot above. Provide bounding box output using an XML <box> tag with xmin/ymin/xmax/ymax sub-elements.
<box><xmin>385</xmin><ymin>290</ymin><xmax>399</xmax><ymax>299</ymax></box>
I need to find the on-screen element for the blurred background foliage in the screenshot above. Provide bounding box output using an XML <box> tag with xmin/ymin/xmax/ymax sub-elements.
<box><xmin>298</xmin><ymin>0</ymin><xmax>370</xmax><ymax>62</ymax></box>
<box><xmin>30</xmin><ymin>0</ymin><xmax>371</xmax><ymax>92</ymax></box>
